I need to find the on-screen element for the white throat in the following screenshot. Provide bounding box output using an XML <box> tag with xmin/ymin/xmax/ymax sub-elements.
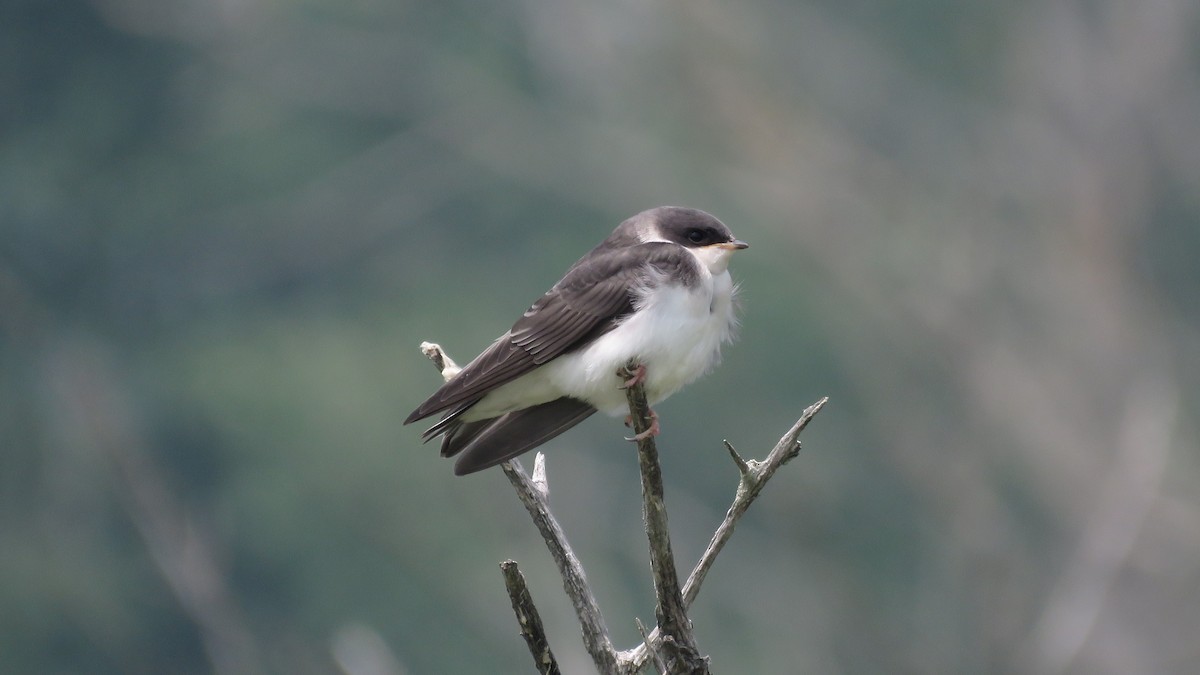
<box><xmin>687</xmin><ymin>245</ymin><xmax>736</xmax><ymax>274</ymax></box>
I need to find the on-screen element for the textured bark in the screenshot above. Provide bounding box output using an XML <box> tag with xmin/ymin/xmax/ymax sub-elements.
<box><xmin>501</xmin><ymin>560</ymin><xmax>562</xmax><ymax>675</ymax></box>
<box><xmin>620</xmin><ymin>361</ymin><xmax>707</xmax><ymax>674</ymax></box>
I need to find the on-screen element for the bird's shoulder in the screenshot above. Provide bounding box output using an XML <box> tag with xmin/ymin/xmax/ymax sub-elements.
<box><xmin>404</xmin><ymin>242</ymin><xmax>696</xmax><ymax>423</ymax></box>
<box><xmin>509</xmin><ymin>241</ymin><xmax>695</xmax><ymax>361</ymax></box>
<box><xmin>550</xmin><ymin>241</ymin><xmax>699</xmax><ymax>299</ymax></box>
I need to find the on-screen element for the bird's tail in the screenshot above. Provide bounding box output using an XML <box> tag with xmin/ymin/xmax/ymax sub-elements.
<box><xmin>436</xmin><ymin>397</ymin><xmax>596</xmax><ymax>475</ymax></box>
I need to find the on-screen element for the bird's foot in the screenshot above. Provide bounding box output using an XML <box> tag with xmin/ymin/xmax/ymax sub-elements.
<box><xmin>624</xmin><ymin>409</ymin><xmax>660</xmax><ymax>442</ymax></box>
<box><xmin>619</xmin><ymin>363</ymin><xmax>647</xmax><ymax>389</ymax></box>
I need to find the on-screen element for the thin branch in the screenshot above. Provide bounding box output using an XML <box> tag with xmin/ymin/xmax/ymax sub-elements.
<box><xmin>500</xmin><ymin>460</ymin><xmax>620</xmax><ymax>673</ymax></box>
<box><xmin>501</xmin><ymin>560</ymin><xmax>562</xmax><ymax>675</ymax></box>
<box><xmin>685</xmin><ymin>396</ymin><xmax>828</xmax><ymax>605</ymax></box>
<box><xmin>636</xmin><ymin>617</ymin><xmax>668</xmax><ymax>675</ymax></box>
<box><xmin>419</xmin><ymin>343</ymin><xmax>619</xmax><ymax>674</ymax></box>
<box><xmin>620</xmin><ymin>361</ymin><xmax>708</xmax><ymax>675</ymax></box>
<box><xmin>621</xmin><ymin>397</ymin><xmax>829</xmax><ymax>671</ymax></box>
<box><xmin>723</xmin><ymin>440</ymin><xmax>751</xmax><ymax>479</ymax></box>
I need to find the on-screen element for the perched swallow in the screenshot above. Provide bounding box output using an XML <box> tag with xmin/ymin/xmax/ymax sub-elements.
<box><xmin>406</xmin><ymin>206</ymin><xmax>748</xmax><ymax>475</ymax></box>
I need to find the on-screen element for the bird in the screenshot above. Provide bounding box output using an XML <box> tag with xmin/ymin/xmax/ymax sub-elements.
<box><xmin>405</xmin><ymin>206</ymin><xmax>748</xmax><ymax>475</ymax></box>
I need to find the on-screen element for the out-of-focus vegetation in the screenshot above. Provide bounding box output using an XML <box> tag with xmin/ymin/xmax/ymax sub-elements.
<box><xmin>3</xmin><ymin>0</ymin><xmax>1198</xmax><ymax>673</ymax></box>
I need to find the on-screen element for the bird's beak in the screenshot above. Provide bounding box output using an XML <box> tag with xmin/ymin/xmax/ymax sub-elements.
<box><xmin>719</xmin><ymin>240</ymin><xmax>749</xmax><ymax>251</ymax></box>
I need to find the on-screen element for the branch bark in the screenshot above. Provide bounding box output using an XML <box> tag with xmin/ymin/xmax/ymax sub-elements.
<box><xmin>620</xmin><ymin>362</ymin><xmax>707</xmax><ymax>674</ymax></box>
<box><xmin>501</xmin><ymin>560</ymin><xmax>562</xmax><ymax>675</ymax></box>
<box><xmin>500</xmin><ymin>460</ymin><xmax>620</xmax><ymax>673</ymax></box>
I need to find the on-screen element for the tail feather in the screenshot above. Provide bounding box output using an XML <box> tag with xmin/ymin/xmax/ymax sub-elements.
<box><xmin>421</xmin><ymin>399</ymin><xmax>477</xmax><ymax>443</ymax></box>
<box><xmin>435</xmin><ymin>397</ymin><xmax>597</xmax><ymax>475</ymax></box>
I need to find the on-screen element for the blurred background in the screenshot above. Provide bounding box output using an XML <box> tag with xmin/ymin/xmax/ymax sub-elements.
<box><xmin>3</xmin><ymin>0</ymin><xmax>1198</xmax><ymax>673</ymax></box>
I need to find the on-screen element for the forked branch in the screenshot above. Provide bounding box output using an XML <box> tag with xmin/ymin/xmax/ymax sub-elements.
<box><xmin>416</xmin><ymin>342</ymin><xmax>826</xmax><ymax>675</ymax></box>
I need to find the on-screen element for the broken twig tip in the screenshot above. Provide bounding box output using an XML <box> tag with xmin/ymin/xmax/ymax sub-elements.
<box><xmin>635</xmin><ymin>617</ymin><xmax>668</xmax><ymax>675</ymax></box>
<box><xmin>500</xmin><ymin>560</ymin><xmax>562</xmax><ymax>675</ymax></box>
<box><xmin>532</xmin><ymin>453</ymin><xmax>550</xmax><ymax>499</ymax></box>
<box><xmin>723</xmin><ymin>440</ymin><xmax>752</xmax><ymax>478</ymax></box>
<box><xmin>418</xmin><ymin>341</ymin><xmax>460</xmax><ymax>380</ymax></box>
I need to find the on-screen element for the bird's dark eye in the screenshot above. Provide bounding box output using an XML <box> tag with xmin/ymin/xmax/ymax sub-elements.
<box><xmin>686</xmin><ymin>229</ymin><xmax>708</xmax><ymax>244</ymax></box>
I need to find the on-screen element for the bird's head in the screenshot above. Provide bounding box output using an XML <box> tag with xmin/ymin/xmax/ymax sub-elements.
<box><xmin>641</xmin><ymin>206</ymin><xmax>748</xmax><ymax>274</ymax></box>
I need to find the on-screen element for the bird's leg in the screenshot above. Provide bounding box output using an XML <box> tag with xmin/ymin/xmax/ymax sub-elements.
<box><xmin>620</xmin><ymin>362</ymin><xmax>658</xmax><ymax>440</ymax></box>
<box><xmin>624</xmin><ymin>409</ymin><xmax>660</xmax><ymax>442</ymax></box>
<box><xmin>619</xmin><ymin>363</ymin><xmax>647</xmax><ymax>389</ymax></box>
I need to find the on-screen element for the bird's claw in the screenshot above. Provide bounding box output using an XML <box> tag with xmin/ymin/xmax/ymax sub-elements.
<box><xmin>619</xmin><ymin>363</ymin><xmax>647</xmax><ymax>389</ymax></box>
<box><xmin>624</xmin><ymin>409</ymin><xmax>660</xmax><ymax>442</ymax></box>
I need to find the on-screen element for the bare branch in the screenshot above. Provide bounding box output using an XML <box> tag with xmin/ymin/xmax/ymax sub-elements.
<box><xmin>622</xmin><ymin>397</ymin><xmax>829</xmax><ymax>672</ymax></box>
<box><xmin>500</xmin><ymin>460</ymin><xmax>620</xmax><ymax>673</ymax></box>
<box><xmin>684</xmin><ymin>397</ymin><xmax>828</xmax><ymax>604</ymax></box>
<box><xmin>620</xmin><ymin>361</ymin><xmax>708</xmax><ymax>674</ymax></box>
<box><xmin>418</xmin><ymin>343</ymin><xmax>619</xmax><ymax>673</ymax></box>
<box><xmin>722</xmin><ymin>439</ymin><xmax>751</xmax><ymax>479</ymax></box>
<box><xmin>636</xmin><ymin>617</ymin><xmax>668</xmax><ymax>675</ymax></box>
<box><xmin>501</xmin><ymin>561</ymin><xmax>561</xmax><ymax>675</ymax></box>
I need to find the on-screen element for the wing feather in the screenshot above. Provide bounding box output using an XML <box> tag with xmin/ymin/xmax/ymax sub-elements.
<box><xmin>445</xmin><ymin>397</ymin><xmax>598</xmax><ymax>475</ymax></box>
<box><xmin>404</xmin><ymin>243</ymin><xmax>695</xmax><ymax>424</ymax></box>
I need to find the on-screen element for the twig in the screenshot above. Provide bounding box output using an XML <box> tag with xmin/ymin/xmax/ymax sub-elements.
<box><xmin>636</xmin><ymin>617</ymin><xmax>668</xmax><ymax>675</ymax></box>
<box><xmin>621</xmin><ymin>396</ymin><xmax>829</xmax><ymax>671</ymax></box>
<box><xmin>723</xmin><ymin>439</ymin><xmax>751</xmax><ymax>478</ymax></box>
<box><xmin>620</xmin><ymin>361</ymin><xmax>708</xmax><ymax>674</ymax></box>
<box><xmin>501</xmin><ymin>560</ymin><xmax>561</xmax><ymax>675</ymax></box>
<box><xmin>500</xmin><ymin>460</ymin><xmax>620</xmax><ymax>673</ymax></box>
<box><xmin>531</xmin><ymin>452</ymin><xmax>550</xmax><ymax>500</ymax></box>
<box><xmin>685</xmin><ymin>397</ymin><xmax>828</xmax><ymax>605</ymax></box>
<box><xmin>419</xmin><ymin>341</ymin><xmax>460</xmax><ymax>378</ymax></box>
<box><xmin>419</xmin><ymin>343</ymin><xmax>620</xmax><ymax>674</ymax></box>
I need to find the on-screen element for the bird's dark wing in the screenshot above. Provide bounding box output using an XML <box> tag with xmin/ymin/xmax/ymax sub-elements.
<box><xmin>405</xmin><ymin>243</ymin><xmax>693</xmax><ymax>424</ymax></box>
<box><xmin>443</xmin><ymin>397</ymin><xmax>598</xmax><ymax>475</ymax></box>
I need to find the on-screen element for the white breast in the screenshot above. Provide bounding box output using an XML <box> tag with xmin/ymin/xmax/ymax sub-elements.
<box><xmin>462</xmin><ymin>248</ymin><xmax>741</xmax><ymax>423</ymax></box>
<box><xmin>544</xmin><ymin>266</ymin><xmax>738</xmax><ymax>416</ymax></box>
